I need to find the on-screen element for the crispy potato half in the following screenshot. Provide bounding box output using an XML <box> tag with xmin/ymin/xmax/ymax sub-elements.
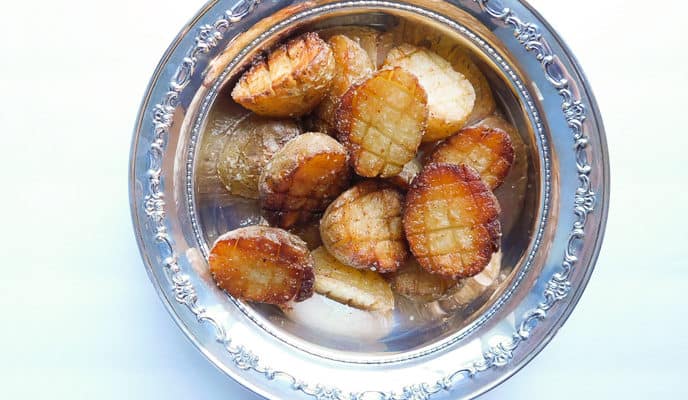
<box><xmin>384</xmin><ymin>44</ymin><xmax>476</xmax><ymax>142</ymax></box>
<box><xmin>404</xmin><ymin>163</ymin><xmax>501</xmax><ymax>279</ymax></box>
<box><xmin>318</xmin><ymin>26</ymin><xmax>395</xmax><ymax>68</ymax></box>
<box><xmin>387</xmin><ymin>158</ymin><xmax>422</xmax><ymax>191</ymax></box>
<box><xmin>320</xmin><ymin>181</ymin><xmax>407</xmax><ymax>273</ymax></box>
<box><xmin>428</xmin><ymin>126</ymin><xmax>514</xmax><ymax>190</ymax></box>
<box><xmin>391</xmin><ymin>20</ymin><xmax>496</xmax><ymax>123</ymax></box>
<box><xmin>217</xmin><ymin>114</ymin><xmax>301</xmax><ymax>199</ymax></box>
<box><xmin>473</xmin><ymin>115</ymin><xmax>528</xmax><ymax>235</ymax></box>
<box><xmin>231</xmin><ymin>33</ymin><xmax>335</xmax><ymax>117</ymax></box>
<box><xmin>389</xmin><ymin>258</ymin><xmax>457</xmax><ymax>303</ymax></box>
<box><xmin>336</xmin><ymin>67</ymin><xmax>427</xmax><ymax>178</ymax></box>
<box><xmin>449</xmin><ymin>251</ymin><xmax>502</xmax><ymax>307</ymax></box>
<box><xmin>259</xmin><ymin>133</ymin><xmax>351</xmax><ymax>229</ymax></box>
<box><xmin>312</xmin><ymin>247</ymin><xmax>395</xmax><ymax>312</ymax></box>
<box><xmin>209</xmin><ymin>226</ymin><xmax>315</xmax><ymax>305</ymax></box>
<box><xmin>312</xmin><ymin>35</ymin><xmax>375</xmax><ymax>135</ymax></box>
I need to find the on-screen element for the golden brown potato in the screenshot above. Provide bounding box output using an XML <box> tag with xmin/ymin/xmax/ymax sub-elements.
<box><xmin>312</xmin><ymin>35</ymin><xmax>375</xmax><ymax>135</ymax></box>
<box><xmin>389</xmin><ymin>258</ymin><xmax>457</xmax><ymax>303</ymax></box>
<box><xmin>391</xmin><ymin>20</ymin><xmax>496</xmax><ymax>124</ymax></box>
<box><xmin>336</xmin><ymin>67</ymin><xmax>427</xmax><ymax>178</ymax></box>
<box><xmin>312</xmin><ymin>247</ymin><xmax>395</xmax><ymax>312</ymax></box>
<box><xmin>259</xmin><ymin>133</ymin><xmax>351</xmax><ymax>228</ymax></box>
<box><xmin>318</xmin><ymin>26</ymin><xmax>395</xmax><ymax>68</ymax></box>
<box><xmin>217</xmin><ymin>114</ymin><xmax>301</xmax><ymax>199</ymax></box>
<box><xmin>404</xmin><ymin>163</ymin><xmax>501</xmax><ymax>279</ymax></box>
<box><xmin>387</xmin><ymin>158</ymin><xmax>422</xmax><ymax>191</ymax></box>
<box><xmin>320</xmin><ymin>181</ymin><xmax>407</xmax><ymax>273</ymax></box>
<box><xmin>473</xmin><ymin>115</ymin><xmax>528</xmax><ymax>235</ymax></box>
<box><xmin>428</xmin><ymin>126</ymin><xmax>514</xmax><ymax>190</ymax></box>
<box><xmin>209</xmin><ymin>226</ymin><xmax>314</xmax><ymax>305</ymax></box>
<box><xmin>384</xmin><ymin>44</ymin><xmax>476</xmax><ymax>142</ymax></box>
<box><xmin>231</xmin><ymin>33</ymin><xmax>335</xmax><ymax>117</ymax></box>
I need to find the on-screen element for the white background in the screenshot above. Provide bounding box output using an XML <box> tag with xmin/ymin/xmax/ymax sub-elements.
<box><xmin>1</xmin><ymin>0</ymin><xmax>686</xmax><ymax>398</ymax></box>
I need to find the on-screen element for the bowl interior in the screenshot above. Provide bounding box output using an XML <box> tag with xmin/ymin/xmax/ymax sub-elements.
<box><xmin>192</xmin><ymin>10</ymin><xmax>541</xmax><ymax>358</ymax></box>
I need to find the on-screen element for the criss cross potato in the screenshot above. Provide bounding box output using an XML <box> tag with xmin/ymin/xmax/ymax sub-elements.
<box><xmin>336</xmin><ymin>67</ymin><xmax>427</xmax><ymax>178</ymax></box>
<box><xmin>384</xmin><ymin>44</ymin><xmax>476</xmax><ymax>142</ymax></box>
<box><xmin>428</xmin><ymin>126</ymin><xmax>515</xmax><ymax>190</ymax></box>
<box><xmin>209</xmin><ymin>226</ymin><xmax>315</xmax><ymax>305</ymax></box>
<box><xmin>231</xmin><ymin>33</ymin><xmax>335</xmax><ymax>117</ymax></box>
<box><xmin>312</xmin><ymin>247</ymin><xmax>395</xmax><ymax>312</ymax></box>
<box><xmin>259</xmin><ymin>133</ymin><xmax>351</xmax><ymax>229</ymax></box>
<box><xmin>312</xmin><ymin>34</ymin><xmax>375</xmax><ymax>135</ymax></box>
<box><xmin>320</xmin><ymin>181</ymin><xmax>408</xmax><ymax>273</ymax></box>
<box><xmin>404</xmin><ymin>163</ymin><xmax>501</xmax><ymax>278</ymax></box>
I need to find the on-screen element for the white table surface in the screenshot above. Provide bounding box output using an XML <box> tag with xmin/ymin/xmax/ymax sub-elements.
<box><xmin>1</xmin><ymin>0</ymin><xmax>686</xmax><ymax>398</ymax></box>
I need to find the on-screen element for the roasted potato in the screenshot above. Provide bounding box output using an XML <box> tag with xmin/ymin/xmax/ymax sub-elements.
<box><xmin>320</xmin><ymin>181</ymin><xmax>407</xmax><ymax>273</ymax></box>
<box><xmin>209</xmin><ymin>226</ymin><xmax>315</xmax><ymax>305</ymax></box>
<box><xmin>259</xmin><ymin>133</ymin><xmax>351</xmax><ymax>229</ymax></box>
<box><xmin>312</xmin><ymin>35</ymin><xmax>375</xmax><ymax>135</ymax></box>
<box><xmin>387</xmin><ymin>158</ymin><xmax>422</xmax><ymax>191</ymax></box>
<box><xmin>448</xmin><ymin>251</ymin><xmax>502</xmax><ymax>307</ymax></box>
<box><xmin>384</xmin><ymin>44</ymin><xmax>476</xmax><ymax>142</ymax></box>
<box><xmin>404</xmin><ymin>163</ymin><xmax>501</xmax><ymax>279</ymax></box>
<box><xmin>389</xmin><ymin>258</ymin><xmax>457</xmax><ymax>303</ymax></box>
<box><xmin>196</xmin><ymin>97</ymin><xmax>251</xmax><ymax>196</ymax></box>
<box><xmin>231</xmin><ymin>33</ymin><xmax>335</xmax><ymax>117</ymax></box>
<box><xmin>336</xmin><ymin>67</ymin><xmax>427</xmax><ymax>178</ymax></box>
<box><xmin>428</xmin><ymin>126</ymin><xmax>514</xmax><ymax>190</ymax></box>
<box><xmin>217</xmin><ymin>114</ymin><xmax>301</xmax><ymax>199</ymax></box>
<box><xmin>391</xmin><ymin>20</ymin><xmax>496</xmax><ymax>123</ymax></box>
<box><xmin>312</xmin><ymin>247</ymin><xmax>395</xmax><ymax>312</ymax></box>
<box><xmin>473</xmin><ymin>115</ymin><xmax>528</xmax><ymax>235</ymax></box>
<box><xmin>318</xmin><ymin>26</ymin><xmax>395</xmax><ymax>68</ymax></box>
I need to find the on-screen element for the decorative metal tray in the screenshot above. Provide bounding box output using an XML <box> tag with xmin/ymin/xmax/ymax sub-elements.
<box><xmin>129</xmin><ymin>0</ymin><xmax>609</xmax><ymax>398</ymax></box>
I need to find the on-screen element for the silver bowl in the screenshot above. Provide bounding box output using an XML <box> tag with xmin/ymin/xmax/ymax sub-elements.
<box><xmin>129</xmin><ymin>0</ymin><xmax>609</xmax><ymax>398</ymax></box>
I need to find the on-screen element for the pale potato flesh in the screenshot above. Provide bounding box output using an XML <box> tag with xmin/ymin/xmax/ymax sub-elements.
<box><xmin>318</xmin><ymin>26</ymin><xmax>395</xmax><ymax>68</ymax></box>
<box><xmin>312</xmin><ymin>247</ymin><xmax>395</xmax><ymax>312</ymax></box>
<box><xmin>384</xmin><ymin>44</ymin><xmax>476</xmax><ymax>142</ymax></box>
<box><xmin>389</xmin><ymin>258</ymin><xmax>457</xmax><ymax>303</ymax></box>
<box><xmin>336</xmin><ymin>67</ymin><xmax>427</xmax><ymax>178</ymax></box>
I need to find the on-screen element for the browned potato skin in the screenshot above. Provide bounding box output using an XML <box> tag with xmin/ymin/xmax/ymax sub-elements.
<box><xmin>312</xmin><ymin>247</ymin><xmax>395</xmax><ymax>312</ymax></box>
<box><xmin>318</xmin><ymin>26</ymin><xmax>395</xmax><ymax>68</ymax></box>
<box><xmin>320</xmin><ymin>181</ymin><xmax>408</xmax><ymax>273</ymax></box>
<box><xmin>336</xmin><ymin>67</ymin><xmax>428</xmax><ymax>178</ymax></box>
<box><xmin>209</xmin><ymin>226</ymin><xmax>315</xmax><ymax>305</ymax></box>
<box><xmin>428</xmin><ymin>126</ymin><xmax>514</xmax><ymax>190</ymax></box>
<box><xmin>217</xmin><ymin>114</ymin><xmax>301</xmax><ymax>199</ymax></box>
<box><xmin>392</xmin><ymin>19</ymin><xmax>496</xmax><ymax>124</ymax></box>
<box><xmin>404</xmin><ymin>163</ymin><xmax>501</xmax><ymax>279</ymax></box>
<box><xmin>389</xmin><ymin>258</ymin><xmax>457</xmax><ymax>303</ymax></box>
<box><xmin>231</xmin><ymin>33</ymin><xmax>335</xmax><ymax>117</ymax></box>
<box><xmin>312</xmin><ymin>35</ymin><xmax>375</xmax><ymax>135</ymax></box>
<box><xmin>259</xmin><ymin>133</ymin><xmax>351</xmax><ymax>229</ymax></box>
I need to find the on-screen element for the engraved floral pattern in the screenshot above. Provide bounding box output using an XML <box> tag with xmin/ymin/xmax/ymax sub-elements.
<box><xmin>138</xmin><ymin>0</ymin><xmax>599</xmax><ymax>399</ymax></box>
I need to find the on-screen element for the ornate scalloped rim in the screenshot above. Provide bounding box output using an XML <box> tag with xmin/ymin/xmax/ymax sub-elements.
<box><xmin>141</xmin><ymin>0</ymin><xmax>596</xmax><ymax>399</ymax></box>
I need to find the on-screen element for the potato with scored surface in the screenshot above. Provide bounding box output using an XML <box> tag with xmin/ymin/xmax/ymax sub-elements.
<box><xmin>259</xmin><ymin>133</ymin><xmax>351</xmax><ymax>229</ymax></box>
<box><xmin>209</xmin><ymin>226</ymin><xmax>315</xmax><ymax>305</ymax></box>
<box><xmin>428</xmin><ymin>126</ymin><xmax>514</xmax><ymax>190</ymax></box>
<box><xmin>312</xmin><ymin>34</ymin><xmax>375</xmax><ymax>135</ymax></box>
<box><xmin>404</xmin><ymin>163</ymin><xmax>501</xmax><ymax>279</ymax></box>
<box><xmin>231</xmin><ymin>33</ymin><xmax>335</xmax><ymax>117</ymax></box>
<box><xmin>384</xmin><ymin>44</ymin><xmax>476</xmax><ymax>142</ymax></box>
<box><xmin>473</xmin><ymin>114</ymin><xmax>528</xmax><ymax>235</ymax></box>
<box><xmin>320</xmin><ymin>181</ymin><xmax>407</xmax><ymax>273</ymax></box>
<box><xmin>318</xmin><ymin>26</ymin><xmax>395</xmax><ymax>68</ymax></box>
<box><xmin>312</xmin><ymin>247</ymin><xmax>394</xmax><ymax>312</ymax></box>
<box><xmin>389</xmin><ymin>259</ymin><xmax>457</xmax><ymax>303</ymax></box>
<box><xmin>336</xmin><ymin>67</ymin><xmax>427</xmax><ymax>178</ymax></box>
<box><xmin>217</xmin><ymin>114</ymin><xmax>301</xmax><ymax>199</ymax></box>
<box><xmin>391</xmin><ymin>20</ymin><xmax>496</xmax><ymax>123</ymax></box>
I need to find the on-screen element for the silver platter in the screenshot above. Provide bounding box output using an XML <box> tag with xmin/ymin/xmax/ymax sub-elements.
<box><xmin>129</xmin><ymin>0</ymin><xmax>609</xmax><ymax>398</ymax></box>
